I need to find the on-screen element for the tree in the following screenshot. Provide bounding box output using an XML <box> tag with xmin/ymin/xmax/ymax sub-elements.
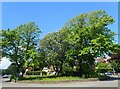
<box><xmin>1</xmin><ymin>22</ymin><xmax>41</xmax><ymax>77</ymax></box>
<box><xmin>39</xmin><ymin>29</ymin><xmax>70</xmax><ymax>75</ymax></box>
<box><xmin>63</xmin><ymin>10</ymin><xmax>116</xmax><ymax>77</ymax></box>
<box><xmin>1</xmin><ymin>28</ymin><xmax>23</xmax><ymax>74</ymax></box>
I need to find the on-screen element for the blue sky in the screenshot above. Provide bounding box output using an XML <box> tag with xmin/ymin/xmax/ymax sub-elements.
<box><xmin>1</xmin><ymin>2</ymin><xmax>118</xmax><ymax>69</ymax></box>
<box><xmin>2</xmin><ymin>2</ymin><xmax>118</xmax><ymax>41</ymax></box>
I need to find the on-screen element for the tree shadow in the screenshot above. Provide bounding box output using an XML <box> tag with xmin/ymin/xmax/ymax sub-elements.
<box><xmin>19</xmin><ymin>75</ymin><xmax>58</xmax><ymax>81</ymax></box>
<box><xmin>2</xmin><ymin>75</ymin><xmax>59</xmax><ymax>82</ymax></box>
<box><xmin>4</xmin><ymin>80</ymin><xmax>11</xmax><ymax>82</ymax></box>
<box><xmin>109</xmin><ymin>76</ymin><xmax>120</xmax><ymax>81</ymax></box>
<box><xmin>99</xmin><ymin>75</ymin><xmax>120</xmax><ymax>81</ymax></box>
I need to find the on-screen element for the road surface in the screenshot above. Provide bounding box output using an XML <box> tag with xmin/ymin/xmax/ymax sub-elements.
<box><xmin>1</xmin><ymin>75</ymin><xmax>119</xmax><ymax>87</ymax></box>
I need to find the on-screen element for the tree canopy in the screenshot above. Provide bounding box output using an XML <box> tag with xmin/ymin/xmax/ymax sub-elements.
<box><xmin>39</xmin><ymin>10</ymin><xmax>119</xmax><ymax>77</ymax></box>
<box><xmin>1</xmin><ymin>22</ymin><xmax>41</xmax><ymax>76</ymax></box>
<box><xmin>1</xmin><ymin>10</ymin><xmax>120</xmax><ymax>78</ymax></box>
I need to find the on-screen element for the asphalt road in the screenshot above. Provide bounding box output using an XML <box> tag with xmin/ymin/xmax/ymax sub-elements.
<box><xmin>1</xmin><ymin>75</ymin><xmax>119</xmax><ymax>87</ymax></box>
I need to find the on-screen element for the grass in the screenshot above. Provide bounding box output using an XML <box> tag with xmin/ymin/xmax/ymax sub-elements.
<box><xmin>18</xmin><ymin>75</ymin><xmax>99</xmax><ymax>83</ymax></box>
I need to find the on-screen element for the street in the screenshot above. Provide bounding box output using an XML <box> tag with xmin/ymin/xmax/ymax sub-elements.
<box><xmin>1</xmin><ymin>75</ymin><xmax>119</xmax><ymax>87</ymax></box>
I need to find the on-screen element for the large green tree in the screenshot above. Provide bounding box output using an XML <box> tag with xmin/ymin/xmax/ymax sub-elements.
<box><xmin>39</xmin><ymin>10</ymin><xmax>118</xmax><ymax>77</ymax></box>
<box><xmin>1</xmin><ymin>28</ymin><xmax>23</xmax><ymax>74</ymax></box>
<box><xmin>63</xmin><ymin>10</ymin><xmax>116</xmax><ymax>77</ymax></box>
<box><xmin>1</xmin><ymin>22</ymin><xmax>41</xmax><ymax>77</ymax></box>
<box><xmin>39</xmin><ymin>29</ymin><xmax>70</xmax><ymax>75</ymax></box>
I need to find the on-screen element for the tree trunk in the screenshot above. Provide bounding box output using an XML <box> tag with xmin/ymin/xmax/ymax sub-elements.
<box><xmin>78</xmin><ymin>57</ymin><xmax>83</xmax><ymax>77</ymax></box>
<box><xmin>21</xmin><ymin>68</ymin><xmax>26</xmax><ymax>78</ymax></box>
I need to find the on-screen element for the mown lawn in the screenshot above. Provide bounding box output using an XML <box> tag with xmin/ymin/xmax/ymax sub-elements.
<box><xmin>18</xmin><ymin>75</ymin><xmax>99</xmax><ymax>83</ymax></box>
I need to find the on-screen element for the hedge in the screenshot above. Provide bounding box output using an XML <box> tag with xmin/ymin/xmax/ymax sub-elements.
<box><xmin>26</xmin><ymin>71</ymin><xmax>47</xmax><ymax>75</ymax></box>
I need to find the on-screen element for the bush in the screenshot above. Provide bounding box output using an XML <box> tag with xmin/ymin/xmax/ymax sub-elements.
<box><xmin>96</xmin><ymin>63</ymin><xmax>113</xmax><ymax>73</ymax></box>
<box><xmin>26</xmin><ymin>71</ymin><xmax>47</xmax><ymax>76</ymax></box>
<box><xmin>62</xmin><ymin>66</ymin><xmax>74</xmax><ymax>76</ymax></box>
<box><xmin>42</xmin><ymin>71</ymin><xmax>47</xmax><ymax>75</ymax></box>
<box><xmin>26</xmin><ymin>71</ymin><xmax>42</xmax><ymax>75</ymax></box>
<box><xmin>87</xmin><ymin>72</ymin><xmax>99</xmax><ymax>78</ymax></box>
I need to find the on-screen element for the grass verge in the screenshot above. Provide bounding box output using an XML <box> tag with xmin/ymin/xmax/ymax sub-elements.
<box><xmin>17</xmin><ymin>75</ymin><xmax>99</xmax><ymax>83</ymax></box>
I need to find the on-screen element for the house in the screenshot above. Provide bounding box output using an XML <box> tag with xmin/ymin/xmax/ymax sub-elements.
<box><xmin>95</xmin><ymin>56</ymin><xmax>111</xmax><ymax>63</ymax></box>
<box><xmin>110</xmin><ymin>54</ymin><xmax>120</xmax><ymax>63</ymax></box>
<box><xmin>96</xmin><ymin>53</ymin><xmax>120</xmax><ymax>63</ymax></box>
<box><xmin>42</xmin><ymin>66</ymin><xmax>56</xmax><ymax>75</ymax></box>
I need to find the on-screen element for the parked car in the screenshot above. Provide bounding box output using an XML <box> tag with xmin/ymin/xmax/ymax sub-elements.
<box><xmin>2</xmin><ymin>74</ymin><xmax>11</xmax><ymax>78</ymax></box>
<box><xmin>105</xmin><ymin>72</ymin><xmax>113</xmax><ymax>75</ymax></box>
<box><xmin>2</xmin><ymin>74</ymin><xmax>9</xmax><ymax>78</ymax></box>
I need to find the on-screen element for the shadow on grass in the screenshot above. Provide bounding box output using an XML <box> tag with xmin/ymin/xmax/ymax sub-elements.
<box><xmin>20</xmin><ymin>75</ymin><xmax>59</xmax><ymax>81</ymax></box>
<box><xmin>109</xmin><ymin>76</ymin><xmax>120</xmax><ymax>81</ymax></box>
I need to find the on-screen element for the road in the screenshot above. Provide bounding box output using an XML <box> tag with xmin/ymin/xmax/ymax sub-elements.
<box><xmin>1</xmin><ymin>75</ymin><xmax>119</xmax><ymax>87</ymax></box>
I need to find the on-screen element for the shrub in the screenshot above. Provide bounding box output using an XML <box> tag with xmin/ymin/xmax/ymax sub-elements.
<box><xmin>42</xmin><ymin>71</ymin><xmax>47</xmax><ymax>75</ymax></box>
<box><xmin>26</xmin><ymin>71</ymin><xmax>47</xmax><ymax>76</ymax></box>
<box><xmin>26</xmin><ymin>71</ymin><xmax>42</xmax><ymax>75</ymax></box>
<box><xmin>62</xmin><ymin>66</ymin><xmax>74</xmax><ymax>76</ymax></box>
<box><xmin>96</xmin><ymin>63</ymin><xmax>113</xmax><ymax>73</ymax></box>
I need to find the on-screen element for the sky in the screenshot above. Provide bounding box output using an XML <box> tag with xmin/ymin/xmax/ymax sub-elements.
<box><xmin>0</xmin><ymin>57</ymin><xmax>11</xmax><ymax>69</ymax></box>
<box><xmin>1</xmin><ymin>2</ymin><xmax>119</xmax><ymax>69</ymax></box>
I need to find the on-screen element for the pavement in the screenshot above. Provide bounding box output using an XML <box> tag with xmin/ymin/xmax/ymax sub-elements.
<box><xmin>1</xmin><ymin>75</ymin><xmax>120</xmax><ymax>87</ymax></box>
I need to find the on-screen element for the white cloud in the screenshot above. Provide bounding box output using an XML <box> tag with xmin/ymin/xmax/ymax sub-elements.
<box><xmin>0</xmin><ymin>57</ymin><xmax>11</xmax><ymax>69</ymax></box>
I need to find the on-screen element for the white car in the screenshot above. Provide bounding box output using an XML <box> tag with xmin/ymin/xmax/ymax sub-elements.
<box><xmin>2</xmin><ymin>74</ymin><xmax>12</xmax><ymax>78</ymax></box>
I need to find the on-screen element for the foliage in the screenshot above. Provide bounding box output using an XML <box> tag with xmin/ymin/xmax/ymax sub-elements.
<box><xmin>107</xmin><ymin>44</ymin><xmax>120</xmax><ymax>56</ymax></box>
<box><xmin>1</xmin><ymin>22</ymin><xmax>41</xmax><ymax>77</ymax></box>
<box><xmin>62</xmin><ymin>10</ymin><xmax>115</xmax><ymax>76</ymax></box>
<box><xmin>110</xmin><ymin>60</ymin><xmax>120</xmax><ymax>73</ymax></box>
<box><xmin>96</xmin><ymin>62</ymin><xmax>112</xmax><ymax>73</ymax></box>
<box><xmin>61</xmin><ymin>63</ymin><xmax>74</xmax><ymax>76</ymax></box>
<box><xmin>26</xmin><ymin>71</ymin><xmax>47</xmax><ymax>75</ymax></box>
<box><xmin>39</xmin><ymin>30</ymin><xmax>70</xmax><ymax>74</ymax></box>
<box><xmin>4</xmin><ymin>63</ymin><xmax>18</xmax><ymax>75</ymax></box>
<box><xmin>1</xmin><ymin>10</ymin><xmax>119</xmax><ymax>79</ymax></box>
<box><xmin>39</xmin><ymin>10</ymin><xmax>118</xmax><ymax>77</ymax></box>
